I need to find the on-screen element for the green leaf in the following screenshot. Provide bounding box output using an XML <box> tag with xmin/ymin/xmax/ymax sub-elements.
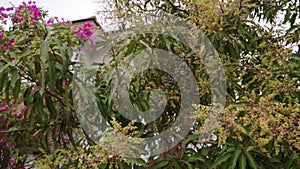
<box><xmin>10</xmin><ymin>69</ymin><xmax>19</xmax><ymax>89</ymax></box>
<box><xmin>18</xmin><ymin>37</ymin><xmax>34</xmax><ymax>45</ymax></box>
<box><xmin>244</xmin><ymin>151</ymin><xmax>258</xmax><ymax>169</ymax></box>
<box><xmin>127</xmin><ymin>158</ymin><xmax>147</xmax><ymax>166</ymax></box>
<box><xmin>52</xmin><ymin>37</ymin><xmax>66</xmax><ymax>59</ymax></box>
<box><xmin>0</xmin><ymin>64</ymin><xmax>9</xmax><ymax>74</ymax></box>
<box><xmin>184</xmin><ymin>154</ymin><xmax>205</xmax><ymax>163</ymax></box>
<box><xmin>39</xmin><ymin>129</ymin><xmax>49</xmax><ymax>150</ymax></box>
<box><xmin>182</xmin><ymin>161</ymin><xmax>194</xmax><ymax>169</ymax></box>
<box><xmin>18</xmin><ymin>47</ymin><xmax>31</xmax><ymax>60</ymax></box>
<box><xmin>13</xmin><ymin>78</ymin><xmax>21</xmax><ymax>100</ymax></box>
<box><xmin>118</xmin><ymin>161</ymin><xmax>131</xmax><ymax>169</ymax></box>
<box><xmin>182</xmin><ymin>134</ymin><xmax>199</xmax><ymax>146</ymax></box>
<box><xmin>48</xmin><ymin>60</ymin><xmax>57</xmax><ymax>91</ymax></box>
<box><xmin>9</xmin><ymin>126</ymin><xmax>20</xmax><ymax>132</ymax></box>
<box><xmin>173</xmin><ymin>158</ymin><xmax>182</xmax><ymax>169</ymax></box>
<box><xmin>285</xmin><ymin>152</ymin><xmax>297</xmax><ymax>168</ymax></box>
<box><xmin>46</xmin><ymin>96</ymin><xmax>56</xmax><ymax>119</ymax></box>
<box><xmin>0</xmin><ymin>72</ymin><xmax>6</xmax><ymax>92</ymax></box>
<box><xmin>40</xmin><ymin>40</ymin><xmax>49</xmax><ymax>64</ymax></box>
<box><xmin>230</xmin><ymin>148</ymin><xmax>241</xmax><ymax>169</ymax></box>
<box><xmin>239</xmin><ymin>154</ymin><xmax>247</xmax><ymax>169</ymax></box>
<box><xmin>40</xmin><ymin>40</ymin><xmax>50</xmax><ymax>96</ymax></box>
<box><xmin>150</xmin><ymin>160</ymin><xmax>169</xmax><ymax>169</ymax></box>
<box><xmin>283</xmin><ymin>5</ymin><xmax>291</xmax><ymax>24</ymax></box>
<box><xmin>98</xmin><ymin>163</ymin><xmax>108</xmax><ymax>169</ymax></box>
<box><xmin>231</xmin><ymin>101</ymin><xmax>249</xmax><ymax>107</ymax></box>
<box><xmin>290</xmin><ymin>13</ymin><xmax>297</xmax><ymax>27</ymax></box>
<box><xmin>67</xmin><ymin>126</ymin><xmax>76</xmax><ymax>147</ymax></box>
<box><xmin>5</xmin><ymin>80</ymin><xmax>10</xmax><ymax>102</ymax></box>
<box><xmin>209</xmin><ymin>152</ymin><xmax>232</xmax><ymax>169</ymax></box>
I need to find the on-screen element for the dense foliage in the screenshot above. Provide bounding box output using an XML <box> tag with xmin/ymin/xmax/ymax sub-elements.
<box><xmin>0</xmin><ymin>0</ymin><xmax>299</xmax><ymax>168</ymax></box>
<box><xmin>0</xmin><ymin>1</ymin><xmax>96</xmax><ymax>168</ymax></box>
<box><xmin>102</xmin><ymin>0</ymin><xmax>300</xmax><ymax>168</ymax></box>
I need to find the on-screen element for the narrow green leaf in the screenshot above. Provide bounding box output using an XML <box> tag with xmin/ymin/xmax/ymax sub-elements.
<box><xmin>40</xmin><ymin>40</ymin><xmax>50</xmax><ymax>96</ymax></box>
<box><xmin>0</xmin><ymin>64</ymin><xmax>9</xmax><ymax>74</ymax></box>
<box><xmin>5</xmin><ymin>80</ymin><xmax>10</xmax><ymax>102</ymax></box>
<box><xmin>40</xmin><ymin>41</ymin><xmax>49</xmax><ymax>65</ymax></box>
<box><xmin>127</xmin><ymin>158</ymin><xmax>147</xmax><ymax>166</ymax></box>
<box><xmin>239</xmin><ymin>154</ymin><xmax>247</xmax><ymax>169</ymax></box>
<box><xmin>231</xmin><ymin>101</ymin><xmax>249</xmax><ymax>107</ymax></box>
<box><xmin>46</xmin><ymin>96</ymin><xmax>56</xmax><ymax>119</ymax></box>
<box><xmin>10</xmin><ymin>68</ymin><xmax>18</xmax><ymax>88</ymax></box>
<box><xmin>48</xmin><ymin>60</ymin><xmax>57</xmax><ymax>91</ymax></box>
<box><xmin>244</xmin><ymin>151</ymin><xmax>258</xmax><ymax>169</ymax></box>
<box><xmin>0</xmin><ymin>72</ymin><xmax>6</xmax><ymax>92</ymax></box>
<box><xmin>230</xmin><ymin>148</ymin><xmax>241</xmax><ymax>169</ymax></box>
<box><xmin>209</xmin><ymin>152</ymin><xmax>232</xmax><ymax>169</ymax></box>
<box><xmin>185</xmin><ymin>154</ymin><xmax>205</xmax><ymax>163</ymax></box>
<box><xmin>118</xmin><ymin>161</ymin><xmax>131</xmax><ymax>169</ymax></box>
<box><xmin>285</xmin><ymin>152</ymin><xmax>297</xmax><ymax>168</ymax></box>
<box><xmin>150</xmin><ymin>160</ymin><xmax>169</xmax><ymax>169</ymax></box>
<box><xmin>283</xmin><ymin>5</ymin><xmax>291</xmax><ymax>24</ymax></box>
<box><xmin>52</xmin><ymin>37</ymin><xmax>66</xmax><ymax>59</ymax></box>
<box><xmin>182</xmin><ymin>134</ymin><xmax>199</xmax><ymax>146</ymax></box>
<box><xmin>182</xmin><ymin>161</ymin><xmax>193</xmax><ymax>169</ymax></box>
<box><xmin>19</xmin><ymin>47</ymin><xmax>31</xmax><ymax>58</ymax></box>
<box><xmin>13</xmin><ymin>78</ymin><xmax>21</xmax><ymax>100</ymax></box>
<box><xmin>173</xmin><ymin>158</ymin><xmax>182</xmax><ymax>169</ymax></box>
<box><xmin>98</xmin><ymin>163</ymin><xmax>108</xmax><ymax>169</ymax></box>
<box><xmin>290</xmin><ymin>13</ymin><xmax>297</xmax><ymax>27</ymax></box>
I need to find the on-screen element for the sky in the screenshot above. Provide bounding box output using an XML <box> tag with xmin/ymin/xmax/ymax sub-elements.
<box><xmin>0</xmin><ymin>0</ymin><xmax>99</xmax><ymax>20</ymax></box>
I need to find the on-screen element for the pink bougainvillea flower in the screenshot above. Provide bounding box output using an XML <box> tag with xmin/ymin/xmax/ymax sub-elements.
<box><xmin>6</xmin><ymin>39</ymin><xmax>13</xmax><ymax>46</ymax></box>
<box><xmin>12</xmin><ymin>1</ymin><xmax>42</xmax><ymax>24</ymax></box>
<box><xmin>91</xmin><ymin>38</ymin><xmax>96</xmax><ymax>46</ymax></box>
<box><xmin>0</xmin><ymin>36</ymin><xmax>14</xmax><ymax>51</ymax></box>
<box><xmin>0</xmin><ymin>135</ymin><xmax>8</xmax><ymax>145</ymax></box>
<box><xmin>34</xmin><ymin>85</ymin><xmax>40</xmax><ymax>90</ymax></box>
<box><xmin>0</xmin><ymin>101</ymin><xmax>8</xmax><ymax>112</ymax></box>
<box><xmin>0</xmin><ymin>30</ymin><xmax>4</xmax><ymax>40</ymax></box>
<box><xmin>0</xmin><ymin>7</ymin><xmax>9</xmax><ymax>20</ymax></box>
<box><xmin>8</xmin><ymin>110</ymin><xmax>14</xmax><ymax>117</ymax></box>
<box><xmin>6</xmin><ymin>7</ymin><xmax>14</xmax><ymax>11</ymax></box>
<box><xmin>16</xmin><ymin>113</ymin><xmax>24</xmax><ymax>119</ymax></box>
<box><xmin>1</xmin><ymin>101</ymin><xmax>6</xmax><ymax>107</ymax></box>
<box><xmin>1</xmin><ymin>13</ymin><xmax>8</xmax><ymax>18</ymax></box>
<box><xmin>46</xmin><ymin>18</ymin><xmax>53</xmax><ymax>26</ymax></box>
<box><xmin>21</xmin><ymin>106</ymin><xmax>27</xmax><ymax>113</ymax></box>
<box><xmin>77</xmin><ymin>22</ymin><xmax>94</xmax><ymax>41</ymax></box>
<box><xmin>63</xmin><ymin>134</ymin><xmax>69</xmax><ymax>140</ymax></box>
<box><xmin>7</xmin><ymin>143</ymin><xmax>15</xmax><ymax>148</ymax></box>
<box><xmin>63</xmin><ymin>79</ymin><xmax>67</xmax><ymax>87</ymax></box>
<box><xmin>42</xmin><ymin>97</ymin><xmax>46</xmax><ymax>105</ymax></box>
<box><xmin>34</xmin><ymin>133</ymin><xmax>40</xmax><ymax>139</ymax></box>
<box><xmin>0</xmin><ymin>10</ymin><xmax>8</xmax><ymax>27</ymax></box>
<box><xmin>2</xmin><ymin>45</ymin><xmax>9</xmax><ymax>51</ymax></box>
